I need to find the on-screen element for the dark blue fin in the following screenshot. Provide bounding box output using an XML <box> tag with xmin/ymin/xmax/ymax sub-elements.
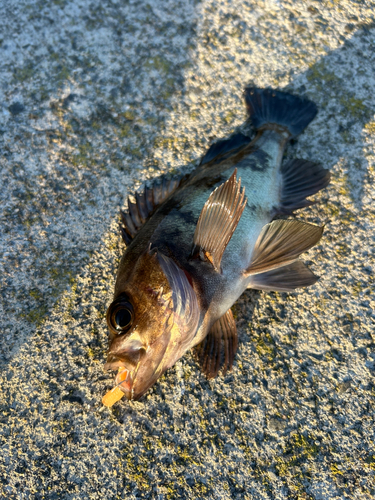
<box><xmin>244</xmin><ymin>87</ymin><xmax>317</xmax><ymax>137</ymax></box>
<box><xmin>280</xmin><ymin>159</ymin><xmax>331</xmax><ymax>214</ymax></box>
<box><xmin>200</xmin><ymin>132</ymin><xmax>251</xmax><ymax>166</ymax></box>
<box><xmin>248</xmin><ymin>260</ymin><xmax>319</xmax><ymax>292</ymax></box>
<box><xmin>194</xmin><ymin>308</ymin><xmax>237</xmax><ymax>379</ymax></box>
<box><xmin>120</xmin><ymin>175</ymin><xmax>184</xmax><ymax>244</ymax></box>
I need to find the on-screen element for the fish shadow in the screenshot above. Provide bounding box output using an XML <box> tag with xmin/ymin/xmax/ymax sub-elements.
<box><xmin>283</xmin><ymin>21</ymin><xmax>375</xmax><ymax>213</ymax></box>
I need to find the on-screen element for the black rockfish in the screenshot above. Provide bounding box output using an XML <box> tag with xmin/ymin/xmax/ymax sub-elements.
<box><xmin>102</xmin><ymin>87</ymin><xmax>330</xmax><ymax>406</ymax></box>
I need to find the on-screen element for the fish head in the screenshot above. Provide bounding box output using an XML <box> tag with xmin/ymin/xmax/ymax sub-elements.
<box><xmin>105</xmin><ymin>249</ymin><xmax>199</xmax><ymax>401</ymax></box>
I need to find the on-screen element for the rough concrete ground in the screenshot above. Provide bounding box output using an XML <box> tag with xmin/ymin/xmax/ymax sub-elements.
<box><xmin>0</xmin><ymin>0</ymin><xmax>375</xmax><ymax>499</ymax></box>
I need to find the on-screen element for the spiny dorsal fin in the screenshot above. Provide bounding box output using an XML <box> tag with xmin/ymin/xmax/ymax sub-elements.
<box><xmin>120</xmin><ymin>175</ymin><xmax>184</xmax><ymax>244</ymax></box>
<box><xmin>245</xmin><ymin>219</ymin><xmax>323</xmax><ymax>276</ymax></box>
<box><xmin>194</xmin><ymin>308</ymin><xmax>238</xmax><ymax>379</ymax></box>
<box><xmin>278</xmin><ymin>159</ymin><xmax>330</xmax><ymax>214</ymax></box>
<box><xmin>248</xmin><ymin>260</ymin><xmax>319</xmax><ymax>292</ymax></box>
<box><xmin>191</xmin><ymin>169</ymin><xmax>247</xmax><ymax>272</ymax></box>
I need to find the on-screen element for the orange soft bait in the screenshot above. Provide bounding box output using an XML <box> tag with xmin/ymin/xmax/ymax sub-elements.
<box><xmin>102</xmin><ymin>368</ymin><xmax>129</xmax><ymax>407</ymax></box>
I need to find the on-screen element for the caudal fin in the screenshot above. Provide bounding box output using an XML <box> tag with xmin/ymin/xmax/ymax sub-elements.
<box><xmin>244</xmin><ymin>87</ymin><xmax>317</xmax><ymax>137</ymax></box>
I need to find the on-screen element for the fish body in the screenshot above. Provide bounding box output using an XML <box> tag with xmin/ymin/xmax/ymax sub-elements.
<box><xmin>103</xmin><ymin>88</ymin><xmax>330</xmax><ymax>403</ymax></box>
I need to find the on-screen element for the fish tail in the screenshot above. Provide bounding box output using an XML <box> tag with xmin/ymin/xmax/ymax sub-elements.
<box><xmin>244</xmin><ymin>87</ymin><xmax>317</xmax><ymax>137</ymax></box>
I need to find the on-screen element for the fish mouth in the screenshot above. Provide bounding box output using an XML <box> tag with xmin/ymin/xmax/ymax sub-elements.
<box><xmin>104</xmin><ymin>357</ymin><xmax>138</xmax><ymax>400</ymax></box>
<box><xmin>104</xmin><ymin>348</ymin><xmax>163</xmax><ymax>402</ymax></box>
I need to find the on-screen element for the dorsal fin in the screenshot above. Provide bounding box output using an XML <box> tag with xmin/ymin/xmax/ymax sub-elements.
<box><xmin>120</xmin><ymin>175</ymin><xmax>184</xmax><ymax>244</ymax></box>
<box><xmin>200</xmin><ymin>132</ymin><xmax>251</xmax><ymax>166</ymax></box>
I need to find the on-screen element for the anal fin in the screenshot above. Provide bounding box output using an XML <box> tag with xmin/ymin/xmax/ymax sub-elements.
<box><xmin>248</xmin><ymin>260</ymin><xmax>319</xmax><ymax>292</ymax></box>
<box><xmin>191</xmin><ymin>169</ymin><xmax>247</xmax><ymax>272</ymax></box>
<box><xmin>245</xmin><ymin>219</ymin><xmax>323</xmax><ymax>276</ymax></box>
<box><xmin>195</xmin><ymin>309</ymin><xmax>238</xmax><ymax>379</ymax></box>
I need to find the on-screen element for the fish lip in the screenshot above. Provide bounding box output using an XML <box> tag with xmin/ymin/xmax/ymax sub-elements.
<box><xmin>103</xmin><ymin>359</ymin><xmax>130</xmax><ymax>372</ymax></box>
<box><xmin>115</xmin><ymin>367</ymin><xmax>134</xmax><ymax>394</ymax></box>
<box><xmin>104</xmin><ymin>359</ymin><xmax>135</xmax><ymax>399</ymax></box>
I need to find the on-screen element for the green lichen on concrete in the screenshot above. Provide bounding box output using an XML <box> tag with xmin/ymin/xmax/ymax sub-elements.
<box><xmin>365</xmin><ymin>454</ymin><xmax>375</xmax><ymax>471</ymax></box>
<box><xmin>22</xmin><ymin>303</ymin><xmax>49</xmax><ymax>326</ymax></box>
<box><xmin>307</xmin><ymin>60</ymin><xmax>338</xmax><ymax>88</ymax></box>
<box><xmin>339</xmin><ymin>95</ymin><xmax>370</xmax><ymax>121</ymax></box>
<box><xmin>271</xmin><ymin>433</ymin><xmax>321</xmax><ymax>495</ymax></box>
<box><xmin>286</xmin><ymin>433</ymin><xmax>320</xmax><ymax>461</ymax></box>
<box><xmin>17</xmin><ymin>263</ymin><xmax>78</xmax><ymax>327</ymax></box>
<box><xmin>145</xmin><ymin>56</ymin><xmax>172</xmax><ymax>75</ymax></box>
<box><xmin>12</xmin><ymin>62</ymin><xmax>36</xmax><ymax>83</ymax></box>
<box><xmin>71</xmin><ymin>141</ymin><xmax>95</xmax><ymax>168</ymax></box>
<box><xmin>254</xmin><ymin>331</ymin><xmax>277</xmax><ymax>364</ymax></box>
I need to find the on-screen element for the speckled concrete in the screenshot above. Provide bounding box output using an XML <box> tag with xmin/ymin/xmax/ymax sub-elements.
<box><xmin>0</xmin><ymin>1</ymin><xmax>374</xmax><ymax>499</ymax></box>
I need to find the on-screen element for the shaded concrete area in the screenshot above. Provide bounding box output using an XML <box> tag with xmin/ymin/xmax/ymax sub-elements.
<box><xmin>0</xmin><ymin>1</ymin><xmax>374</xmax><ymax>499</ymax></box>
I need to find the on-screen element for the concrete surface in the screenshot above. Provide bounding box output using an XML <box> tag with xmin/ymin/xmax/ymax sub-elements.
<box><xmin>0</xmin><ymin>0</ymin><xmax>374</xmax><ymax>498</ymax></box>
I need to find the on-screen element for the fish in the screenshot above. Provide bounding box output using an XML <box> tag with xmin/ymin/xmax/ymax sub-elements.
<box><xmin>102</xmin><ymin>87</ymin><xmax>330</xmax><ymax>406</ymax></box>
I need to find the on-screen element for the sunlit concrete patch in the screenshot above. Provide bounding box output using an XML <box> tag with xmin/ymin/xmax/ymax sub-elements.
<box><xmin>0</xmin><ymin>0</ymin><xmax>375</xmax><ymax>498</ymax></box>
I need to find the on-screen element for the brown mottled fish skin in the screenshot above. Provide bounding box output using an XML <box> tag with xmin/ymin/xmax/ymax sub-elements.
<box><xmin>103</xmin><ymin>87</ymin><xmax>330</xmax><ymax>402</ymax></box>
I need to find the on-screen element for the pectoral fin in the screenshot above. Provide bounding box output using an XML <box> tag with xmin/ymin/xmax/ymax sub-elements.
<box><xmin>157</xmin><ymin>252</ymin><xmax>200</xmax><ymax>349</ymax></box>
<box><xmin>195</xmin><ymin>309</ymin><xmax>238</xmax><ymax>379</ymax></box>
<box><xmin>245</xmin><ymin>219</ymin><xmax>323</xmax><ymax>276</ymax></box>
<box><xmin>192</xmin><ymin>169</ymin><xmax>247</xmax><ymax>272</ymax></box>
<box><xmin>248</xmin><ymin>260</ymin><xmax>319</xmax><ymax>292</ymax></box>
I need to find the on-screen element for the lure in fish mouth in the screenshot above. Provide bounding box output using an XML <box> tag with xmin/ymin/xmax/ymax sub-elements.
<box><xmin>102</xmin><ymin>87</ymin><xmax>330</xmax><ymax>406</ymax></box>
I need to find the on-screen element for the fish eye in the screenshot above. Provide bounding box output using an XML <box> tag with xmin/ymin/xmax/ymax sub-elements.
<box><xmin>107</xmin><ymin>294</ymin><xmax>134</xmax><ymax>334</ymax></box>
<box><xmin>115</xmin><ymin>308</ymin><xmax>132</xmax><ymax>330</ymax></box>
